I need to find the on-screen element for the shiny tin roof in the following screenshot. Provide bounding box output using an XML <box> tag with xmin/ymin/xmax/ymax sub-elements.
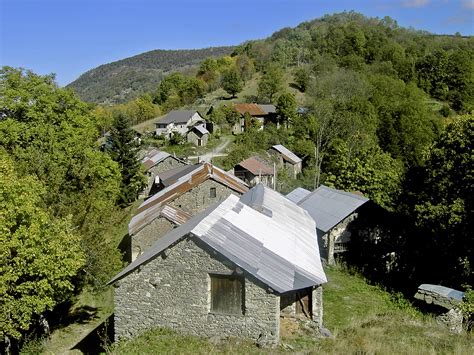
<box><xmin>298</xmin><ymin>185</ymin><xmax>369</xmax><ymax>233</ymax></box>
<box><xmin>271</xmin><ymin>144</ymin><xmax>302</xmax><ymax>164</ymax></box>
<box><xmin>286</xmin><ymin>187</ymin><xmax>311</xmax><ymax>204</ymax></box>
<box><xmin>110</xmin><ymin>185</ymin><xmax>327</xmax><ymax>292</ymax></box>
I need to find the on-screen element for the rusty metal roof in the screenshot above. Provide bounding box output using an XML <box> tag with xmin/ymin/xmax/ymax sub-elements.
<box><xmin>160</xmin><ymin>204</ymin><xmax>192</xmax><ymax>225</ymax></box>
<box><xmin>110</xmin><ymin>185</ymin><xmax>327</xmax><ymax>292</ymax></box>
<box><xmin>234</xmin><ymin>103</ymin><xmax>267</xmax><ymax>116</ymax></box>
<box><xmin>271</xmin><ymin>144</ymin><xmax>302</xmax><ymax>164</ymax></box>
<box><xmin>236</xmin><ymin>156</ymin><xmax>274</xmax><ymax>176</ymax></box>
<box><xmin>129</xmin><ymin>163</ymin><xmax>249</xmax><ymax>235</ymax></box>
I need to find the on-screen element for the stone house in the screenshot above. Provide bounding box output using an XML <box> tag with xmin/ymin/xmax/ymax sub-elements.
<box><xmin>233</xmin><ymin>156</ymin><xmax>274</xmax><ymax>188</ymax></box>
<box><xmin>129</xmin><ymin>162</ymin><xmax>249</xmax><ymax>261</ymax></box>
<box><xmin>109</xmin><ymin>185</ymin><xmax>327</xmax><ymax>344</ymax></box>
<box><xmin>140</xmin><ymin>149</ymin><xmax>188</xmax><ymax>197</ymax></box>
<box><xmin>291</xmin><ymin>185</ymin><xmax>369</xmax><ymax>265</ymax></box>
<box><xmin>155</xmin><ymin>110</ymin><xmax>205</xmax><ymax>138</ymax></box>
<box><xmin>268</xmin><ymin>144</ymin><xmax>302</xmax><ymax>178</ymax></box>
<box><xmin>186</xmin><ymin>124</ymin><xmax>209</xmax><ymax>147</ymax></box>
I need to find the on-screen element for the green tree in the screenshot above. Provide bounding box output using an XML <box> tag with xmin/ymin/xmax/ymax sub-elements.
<box><xmin>293</xmin><ymin>66</ymin><xmax>310</xmax><ymax>92</ymax></box>
<box><xmin>0</xmin><ymin>67</ymin><xmax>122</xmax><ymax>288</ymax></box>
<box><xmin>197</xmin><ymin>57</ymin><xmax>220</xmax><ymax>90</ymax></box>
<box><xmin>276</xmin><ymin>92</ymin><xmax>297</xmax><ymax>127</ymax></box>
<box><xmin>0</xmin><ymin>152</ymin><xmax>85</xmax><ymax>340</ymax></box>
<box><xmin>324</xmin><ymin>141</ymin><xmax>404</xmax><ymax>210</ymax></box>
<box><xmin>235</xmin><ymin>54</ymin><xmax>255</xmax><ymax>81</ymax></box>
<box><xmin>221</xmin><ymin>69</ymin><xmax>243</xmax><ymax>98</ymax></box>
<box><xmin>257</xmin><ymin>63</ymin><xmax>284</xmax><ymax>103</ymax></box>
<box><xmin>413</xmin><ymin>114</ymin><xmax>473</xmax><ymax>286</ymax></box>
<box><xmin>106</xmin><ymin>113</ymin><xmax>146</xmax><ymax>206</ymax></box>
<box><xmin>127</xmin><ymin>93</ymin><xmax>160</xmax><ymax>125</ymax></box>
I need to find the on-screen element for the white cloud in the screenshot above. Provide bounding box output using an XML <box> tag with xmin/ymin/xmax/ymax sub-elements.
<box><xmin>462</xmin><ymin>0</ymin><xmax>474</xmax><ymax>10</ymax></box>
<box><xmin>401</xmin><ymin>0</ymin><xmax>430</xmax><ymax>8</ymax></box>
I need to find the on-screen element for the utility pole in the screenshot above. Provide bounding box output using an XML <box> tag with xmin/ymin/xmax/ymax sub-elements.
<box><xmin>273</xmin><ymin>162</ymin><xmax>277</xmax><ymax>190</ymax></box>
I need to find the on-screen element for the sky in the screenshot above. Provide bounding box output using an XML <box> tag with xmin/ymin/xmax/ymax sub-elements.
<box><xmin>1</xmin><ymin>0</ymin><xmax>473</xmax><ymax>86</ymax></box>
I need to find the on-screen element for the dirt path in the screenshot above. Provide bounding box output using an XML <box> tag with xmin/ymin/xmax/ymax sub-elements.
<box><xmin>189</xmin><ymin>136</ymin><xmax>232</xmax><ymax>162</ymax></box>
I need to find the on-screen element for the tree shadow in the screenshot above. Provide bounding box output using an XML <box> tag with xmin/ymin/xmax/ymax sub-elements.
<box><xmin>289</xmin><ymin>82</ymin><xmax>302</xmax><ymax>92</ymax></box>
<box><xmin>71</xmin><ymin>314</ymin><xmax>114</xmax><ymax>354</ymax></box>
<box><xmin>118</xmin><ymin>233</ymin><xmax>132</xmax><ymax>263</ymax></box>
<box><xmin>49</xmin><ymin>302</ymin><xmax>99</xmax><ymax>330</ymax></box>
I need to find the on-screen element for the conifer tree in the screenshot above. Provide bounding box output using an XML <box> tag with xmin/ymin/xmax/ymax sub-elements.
<box><xmin>107</xmin><ymin>113</ymin><xmax>145</xmax><ymax>205</ymax></box>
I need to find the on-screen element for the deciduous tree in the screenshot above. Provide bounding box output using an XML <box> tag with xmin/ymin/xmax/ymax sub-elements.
<box><xmin>0</xmin><ymin>152</ymin><xmax>85</xmax><ymax>340</ymax></box>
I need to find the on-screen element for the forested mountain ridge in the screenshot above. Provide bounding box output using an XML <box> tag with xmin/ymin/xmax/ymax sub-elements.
<box><xmin>67</xmin><ymin>46</ymin><xmax>235</xmax><ymax>103</ymax></box>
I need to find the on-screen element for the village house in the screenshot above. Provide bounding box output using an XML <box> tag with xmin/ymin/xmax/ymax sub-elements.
<box><xmin>155</xmin><ymin>110</ymin><xmax>205</xmax><ymax>138</ymax></box>
<box><xmin>129</xmin><ymin>162</ymin><xmax>249</xmax><ymax>261</ymax></box>
<box><xmin>290</xmin><ymin>185</ymin><xmax>369</xmax><ymax>265</ymax></box>
<box><xmin>140</xmin><ymin>148</ymin><xmax>188</xmax><ymax>197</ymax></box>
<box><xmin>268</xmin><ymin>144</ymin><xmax>302</xmax><ymax>178</ymax></box>
<box><xmin>186</xmin><ymin>124</ymin><xmax>210</xmax><ymax>147</ymax></box>
<box><xmin>109</xmin><ymin>184</ymin><xmax>327</xmax><ymax>344</ymax></box>
<box><xmin>233</xmin><ymin>156</ymin><xmax>274</xmax><ymax>187</ymax></box>
<box><xmin>232</xmin><ymin>104</ymin><xmax>275</xmax><ymax>133</ymax></box>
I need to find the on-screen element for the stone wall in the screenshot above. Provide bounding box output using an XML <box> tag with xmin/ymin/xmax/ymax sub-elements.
<box><xmin>187</xmin><ymin>131</ymin><xmax>209</xmax><ymax>147</ymax></box>
<box><xmin>131</xmin><ymin>218</ymin><xmax>174</xmax><ymax>261</ymax></box>
<box><xmin>114</xmin><ymin>236</ymin><xmax>280</xmax><ymax>343</ymax></box>
<box><xmin>168</xmin><ymin>179</ymin><xmax>240</xmax><ymax>215</ymax></box>
<box><xmin>322</xmin><ymin>213</ymin><xmax>357</xmax><ymax>265</ymax></box>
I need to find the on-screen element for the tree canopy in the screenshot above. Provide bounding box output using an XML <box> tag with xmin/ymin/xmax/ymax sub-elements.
<box><xmin>0</xmin><ymin>151</ymin><xmax>85</xmax><ymax>340</ymax></box>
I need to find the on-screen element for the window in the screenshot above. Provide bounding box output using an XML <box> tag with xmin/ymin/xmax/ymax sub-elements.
<box><xmin>210</xmin><ymin>274</ymin><xmax>244</xmax><ymax>315</ymax></box>
<box><xmin>209</xmin><ymin>187</ymin><xmax>216</xmax><ymax>198</ymax></box>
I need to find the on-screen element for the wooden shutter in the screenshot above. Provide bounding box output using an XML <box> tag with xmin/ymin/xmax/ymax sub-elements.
<box><xmin>210</xmin><ymin>274</ymin><xmax>244</xmax><ymax>315</ymax></box>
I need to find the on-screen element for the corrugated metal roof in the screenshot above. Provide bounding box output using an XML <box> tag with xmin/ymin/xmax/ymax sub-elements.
<box><xmin>158</xmin><ymin>110</ymin><xmax>199</xmax><ymax>124</ymax></box>
<box><xmin>298</xmin><ymin>185</ymin><xmax>369</xmax><ymax>233</ymax></box>
<box><xmin>237</xmin><ymin>156</ymin><xmax>274</xmax><ymax>176</ymax></box>
<box><xmin>192</xmin><ymin>124</ymin><xmax>209</xmax><ymax>136</ymax></box>
<box><xmin>129</xmin><ymin>163</ymin><xmax>249</xmax><ymax>235</ymax></box>
<box><xmin>286</xmin><ymin>187</ymin><xmax>311</xmax><ymax>204</ymax></box>
<box><xmin>271</xmin><ymin>144</ymin><xmax>302</xmax><ymax>164</ymax></box>
<box><xmin>234</xmin><ymin>103</ymin><xmax>266</xmax><ymax>116</ymax></box>
<box><xmin>141</xmin><ymin>149</ymin><xmax>172</xmax><ymax>170</ymax></box>
<box><xmin>160</xmin><ymin>204</ymin><xmax>192</xmax><ymax>225</ymax></box>
<box><xmin>259</xmin><ymin>104</ymin><xmax>276</xmax><ymax>114</ymax></box>
<box><xmin>110</xmin><ymin>185</ymin><xmax>327</xmax><ymax>292</ymax></box>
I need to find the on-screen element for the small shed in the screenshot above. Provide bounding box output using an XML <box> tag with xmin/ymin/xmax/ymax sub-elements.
<box><xmin>110</xmin><ymin>185</ymin><xmax>327</xmax><ymax>344</ymax></box>
<box><xmin>187</xmin><ymin>124</ymin><xmax>209</xmax><ymax>147</ymax></box>
<box><xmin>296</xmin><ymin>185</ymin><xmax>369</xmax><ymax>265</ymax></box>
<box><xmin>233</xmin><ymin>156</ymin><xmax>274</xmax><ymax>187</ymax></box>
<box><xmin>268</xmin><ymin>144</ymin><xmax>302</xmax><ymax>178</ymax></box>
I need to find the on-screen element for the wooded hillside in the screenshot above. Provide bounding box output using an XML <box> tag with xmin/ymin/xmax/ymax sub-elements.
<box><xmin>67</xmin><ymin>46</ymin><xmax>235</xmax><ymax>104</ymax></box>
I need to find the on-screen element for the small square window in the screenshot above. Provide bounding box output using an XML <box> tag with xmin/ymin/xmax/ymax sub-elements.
<box><xmin>210</xmin><ymin>187</ymin><xmax>217</xmax><ymax>198</ymax></box>
<box><xmin>210</xmin><ymin>274</ymin><xmax>244</xmax><ymax>315</ymax></box>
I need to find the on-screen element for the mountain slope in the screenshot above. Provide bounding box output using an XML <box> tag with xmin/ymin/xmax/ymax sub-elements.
<box><xmin>67</xmin><ymin>46</ymin><xmax>235</xmax><ymax>104</ymax></box>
